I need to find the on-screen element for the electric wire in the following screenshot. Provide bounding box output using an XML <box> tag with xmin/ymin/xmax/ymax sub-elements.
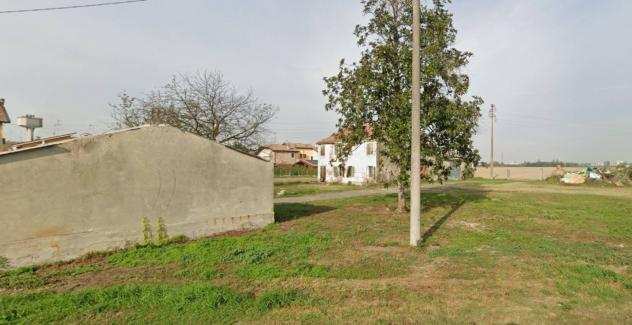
<box><xmin>0</xmin><ymin>0</ymin><xmax>147</xmax><ymax>14</ymax></box>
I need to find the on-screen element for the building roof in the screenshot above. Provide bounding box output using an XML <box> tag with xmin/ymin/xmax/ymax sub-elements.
<box><xmin>295</xmin><ymin>159</ymin><xmax>318</xmax><ymax>167</ymax></box>
<box><xmin>260</xmin><ymin>144</ymin><xmax>300</xmax><ymax>152</ymax></box>
<box><xmin>0</xmin><ymin>99</ymin><xmax>10</xmax><ymax>124</ymax></box>
<box><xmin>260</xmin><ymin>142</ymin><xmax>316</xmax><ymax>153</ymax></box>
<box><xmin>0</xmin><ymin>133</ymin><xmax>77</xmax><ymax>157</ymax></box>
<box><xmin>0</xmin><ymin>125</ymin><xmax>269</xmax><ymax>162</ymax></box>
<box><xmin>282</xmin><ymin>142</ymin><xmax>315</xmax><ymax>150</ymax></box>
<box><xmin>316</xmin><ymin>125</ymin><xmax>374</xmax><ymax>145</ymax></box>
<box><xmin>316</xmin><ymin>133</ymin><xmax>338</xmax><ymax>145</ymax></box>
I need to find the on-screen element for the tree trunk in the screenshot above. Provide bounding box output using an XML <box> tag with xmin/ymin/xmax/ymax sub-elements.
<box><xmin>397</xmin><ymin>181</ymin><xmax>406</xmax><ymax>213</ymax></box>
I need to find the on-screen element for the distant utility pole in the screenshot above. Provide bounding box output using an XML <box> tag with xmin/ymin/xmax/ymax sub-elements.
<box><xmin>53</xmin><ymin>119</ymin><xmax>61</xmax><ymax>136</ymax></box>
<box><xmin>489</xmin><ymin>104</ymin><xmax>497</xmax><ymax>179</ymax></box>
<box><xmin>410</xmin><ymin>0</ymin><xmax>422</xmax><ymax>247</ymax></box>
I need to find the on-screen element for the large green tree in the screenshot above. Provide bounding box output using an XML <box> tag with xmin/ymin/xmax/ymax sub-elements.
<box><xmin>324</xmin><ymin>0</ymin><xmax>482</xmax><ymax>211</ymax></box>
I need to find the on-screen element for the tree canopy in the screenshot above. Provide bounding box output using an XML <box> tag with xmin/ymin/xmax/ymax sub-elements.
<box><xmin>110</xmin><ymin>70</ymin><xmax>276</xmax><ymax>149</ymax></box>
<box><xmin>323</xmin><ymin>0</ymin><xmax>482</xmax><ymax>209</ymax></box>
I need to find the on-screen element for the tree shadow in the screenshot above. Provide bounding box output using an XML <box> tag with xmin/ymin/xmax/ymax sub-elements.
<box><xmin>274</xmin><ymin>203</ymin><xmax>335</xmax><ymax>223</ymax></box>
<box><xmin>417</xmin><ymin>187</ymin><xmax>490</xmax><ymax>246</ymax></box>
<box><xmin>419</xmin><ymin>201</ymin><xmax>465</xmax><ymax>246</ymax></box>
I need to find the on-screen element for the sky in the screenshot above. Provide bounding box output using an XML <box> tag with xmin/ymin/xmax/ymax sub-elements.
<box><xmin>1</xmin><ymin>0</ymin><xmax>631</xmax><ymax>163</ymax></box>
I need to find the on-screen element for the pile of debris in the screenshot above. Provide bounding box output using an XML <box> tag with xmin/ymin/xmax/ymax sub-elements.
<box><xmin>557</xmin><ymin>165</ymin><xmax>631</xmax><ymax>187</ymax></box>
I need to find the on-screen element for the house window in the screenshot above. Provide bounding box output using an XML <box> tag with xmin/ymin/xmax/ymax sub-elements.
<box><xmin>300</xmin><ymin>153</ymin><xmax>307</xmax><ymax>159</ymax></box>
<box><xmin>320</xmin><ymin>145</ymin><xmax>325</xmax><ymax>156</ymax></box>
<box><xmin>334</xmin><ymin>166</ymin><xmax>340</xmax><ymax>177</ymax></box>
<box><xmin>368</xmin><ymin>166</ymin><xmax>376</xmax><ymax>178</ymax></box>
<box><xmin>346</xmin><ymin>166</ymin><xmax>355</xmax><ymax>178</ymax></box>
<box><xmin>366</xmin><ymin>143</ymin><xmax>374</xmax><ymax>155</ymax></box>
<box><xmin>291</xmin><ymin>153</ymin><xmax>295</xmax><ymax>158</ymax></box>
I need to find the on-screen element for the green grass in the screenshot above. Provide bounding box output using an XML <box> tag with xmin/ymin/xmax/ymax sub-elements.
<box><xmin>1</xmin><ymin>184</ymin><xmax>632</xmax><ymax>323</ymax></box>
<box><xmin>274</xmin><ymin>182</ymin><xmax>376</xmax><ymax>197</ymax></box>
<box><xmin>1</xmin><ymin>284</ymin><xmax>307</xmax><ymax>323</ymax></box>
<box><xmin>0</xmin><ymin>267</ymin><xmax>45</xmax><ymax>290</ymax></box>
<box><xmin>106</xmin><ymin>227</ymin><xmax>333</xmax><ymax>281</ymax></box>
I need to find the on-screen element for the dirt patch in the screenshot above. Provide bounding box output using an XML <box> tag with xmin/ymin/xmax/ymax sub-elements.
<box><xmin>361</xmin><ymin>246</ymin><xmax>410</xmax><ymax>253</ymax></box>
<box><xmin>347</xmin><ymin>204</ymin><xmax>396</xmax><ymax>216</ymax></box>
<box><xmin>454</xmin><ymin>220</ymin><xmax>484</xmax><ymax>231</ymax></box>
<box><xmin>46</xmin><ymin>263</ymin><xmax>182</xmax><ymax>293</ymax></box>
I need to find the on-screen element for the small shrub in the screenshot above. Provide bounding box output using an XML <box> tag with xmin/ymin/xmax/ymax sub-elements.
<box><xmin>156</xmin><ymin>217</ymin><xmax>169</xmax><ymax>245</ymax></box>
<box><xmin>0</xmin><ymin>256</ymin><xmax>9</xmax><ymax>270</ymax></box>
<box><xmin>141</xmin><ymin>217</ymin><xmax>153</xmax><ymax>245</ymax></box>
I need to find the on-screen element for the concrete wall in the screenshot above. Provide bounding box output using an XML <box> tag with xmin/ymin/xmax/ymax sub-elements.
<box><xmin>0</xmin><ymin>126</ymin><xmax>274</xmax><ymax>267</ymax></box>
<box><xmin>475</xmin><ymin>166</ymin><xmax>584</xmax><ymax>180</ymax></box>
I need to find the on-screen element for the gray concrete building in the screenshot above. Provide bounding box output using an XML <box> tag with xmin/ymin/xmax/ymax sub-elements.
<box><xmin>0</xmin><ymin>125</ymin><xmax>274</xmax><ymax>267</ymax></box>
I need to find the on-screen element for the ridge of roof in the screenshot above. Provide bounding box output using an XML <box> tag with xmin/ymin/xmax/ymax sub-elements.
<box><xmin>0</xmin><ymin>125</ymin><xmax>269</xmax><ymax>162</ymax></box>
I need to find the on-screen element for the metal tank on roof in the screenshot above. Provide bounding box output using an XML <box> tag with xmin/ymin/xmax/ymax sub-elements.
<box><xmin>17</xmin><ymin>114</ymin><xmax>43</xmax><ymax>141</ymax></box>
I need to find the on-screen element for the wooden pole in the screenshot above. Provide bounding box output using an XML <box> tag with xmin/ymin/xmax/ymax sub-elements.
<box><xmin>490</xmin><ymin>104</ymin><xmax>496</xmax><ymax>179</ymax></box>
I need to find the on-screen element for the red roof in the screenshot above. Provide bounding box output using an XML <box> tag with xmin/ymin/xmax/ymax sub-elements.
<box><xmin>316</xmin><ymin>124</ymin><xmax>373</xmax><ymax>145</ymax></box>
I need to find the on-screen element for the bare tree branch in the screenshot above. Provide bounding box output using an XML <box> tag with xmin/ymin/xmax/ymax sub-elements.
<box><xmin>110</xmin><ymin>70</ymin><xmax>277</xmax><ymax>149</ymax></box>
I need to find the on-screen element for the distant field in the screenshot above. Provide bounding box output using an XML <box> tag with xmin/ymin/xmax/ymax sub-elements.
<box><xmin>1</xmin><ymin>182</ymin><xmax>631</xmax><ymax>323</ymax></box>
<box><xmin>476</xmin><ymin>166</ymin><xmax>584</xmax><ymax>180</ymax></box>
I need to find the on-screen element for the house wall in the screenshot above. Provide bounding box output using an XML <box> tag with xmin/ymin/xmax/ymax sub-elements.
<box><xmin>317</xmin><ymin>142</ymin><xmax>377</xmax><ymax>184</ymax></box>
<box><xmin>270</xmin><ymin>151</ymin><xmax>296</xmax><ymax>165</ymax></box>
<box><xmin>296</xmin><ymin>148</ymin><xmax>316</xmax><ymax>160</ymax></box>
<box><xmin>0</xmin><ymin>126</ymin><xmax>274</xmax><ymax>267</ymax></box>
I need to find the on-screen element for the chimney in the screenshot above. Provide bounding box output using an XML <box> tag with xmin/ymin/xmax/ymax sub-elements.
<box><xmin>0</xmin><ymin>98</ymin><xmax>11</xmax><ymax>144</ymax></box>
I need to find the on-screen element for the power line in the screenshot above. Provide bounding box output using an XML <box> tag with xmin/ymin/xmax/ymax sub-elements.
<box><xmin>0</xmin><ymin>0</ymin><xmax>147</xmax><ymax>14</ymax></box>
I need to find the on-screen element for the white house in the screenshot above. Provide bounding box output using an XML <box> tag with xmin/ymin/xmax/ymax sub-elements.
<box><xmin>316</xmin><ymin>132</ymin><xmax>378</xmax><ymax>184</ymax></box>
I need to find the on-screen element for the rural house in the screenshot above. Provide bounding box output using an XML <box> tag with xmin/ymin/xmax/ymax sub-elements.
<box><xmin>316</xmin><ymin>132</ymin><xmax>379</xmax><ymax>184</ymax></box>
<box><xmin>0</xmin><ymin>125</ymin><xmax>274</xmax><ymax>267</ymax></box>
<box><xmin>257</xmin><ymin>143</ymin><xmax>317</xmax><ymax>165</ymax></box>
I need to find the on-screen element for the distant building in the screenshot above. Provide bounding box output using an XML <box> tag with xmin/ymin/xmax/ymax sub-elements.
<box><xmin>0</xmin><ymin>98</ymin><xmax>11</xmax><ymax>145</ymax></box>
<box><xmin>257</xmin><ymin>143</ymin><xmax>316</xmax><ymax>165</ymax></box>
<box><xmin>316</xmin><ymin>132</ymin><xmax>379</xmax><ymax>184</ymax></box>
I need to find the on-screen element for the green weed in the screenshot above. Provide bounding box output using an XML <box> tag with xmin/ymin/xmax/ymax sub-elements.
<box><xmin>107</xmin><ymin>228</ymin><xmax>332</xmax><ymax>280</ymax></box>
<box><xmin>0</xmin><ymin>267</ymin><xmax>45</xmax><ymax>290</ymax></box>
<box><xmin>0</xmin><ymin>284</ymin><xmax>308</xmax><ymax>323</ymax></box>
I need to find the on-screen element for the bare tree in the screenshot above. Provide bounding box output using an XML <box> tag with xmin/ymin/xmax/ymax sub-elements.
<box><xmin>110</xmin><ymin>70</ymin><xmax>277</xmax><ymax>149</ymax></box>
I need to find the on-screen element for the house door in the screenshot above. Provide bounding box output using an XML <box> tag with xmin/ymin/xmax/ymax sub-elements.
<box><xmin>319</xmin><ymin>166</ymin><xmax>326</xmax><ymax>182</ymax></box>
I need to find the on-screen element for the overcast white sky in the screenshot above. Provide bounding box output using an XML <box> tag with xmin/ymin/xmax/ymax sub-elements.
<box><xmin>1</xmin><ymin>0</ymin><xmax>631</xmax><ymax>163</ymax></box>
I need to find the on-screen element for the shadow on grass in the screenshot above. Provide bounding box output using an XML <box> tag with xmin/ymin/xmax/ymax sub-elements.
<box><xmin>417</xmin><ymin>187</ymin><xmax>490</xmax><ymax>246</ymax></box>
<box><xmin>419</xmin><ymin>201</ymin><xmax>465</xmax><ymax>246</ymax></box>
<box><xmin>274</xmin><ymin>203</ymin><xmax>335</xmax><ymax>223</ymax></box>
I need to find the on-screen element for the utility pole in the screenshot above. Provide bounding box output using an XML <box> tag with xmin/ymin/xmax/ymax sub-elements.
<box><xmin>489</xmin><ymin>104</ymin><xmax>496</xmax><ymax>179</ymax></box>
<box><xmin>53</xmin><ymin>119</ymin><xmax>61</xmax><ymax>136</ymax></box>
<box><xmin>410</xmin><ymin>0</ymin><xmax>422</xmax><ymax>247</ymax></box>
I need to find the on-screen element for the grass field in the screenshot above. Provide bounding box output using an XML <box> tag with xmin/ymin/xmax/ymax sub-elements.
<box><xmin>1</xmin><ymin>183</ymin><xmax>631</xmax><ymax>323</ymax></box>
<box><xmin>274</xmin><ymin>181</ymin><xmax>377</xmax><ymax>198</ymax></box>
